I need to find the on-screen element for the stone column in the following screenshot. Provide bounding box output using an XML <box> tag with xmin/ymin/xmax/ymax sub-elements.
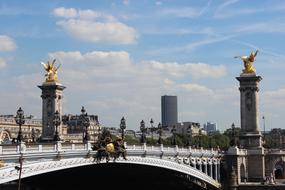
<box><xmin>38</xmin><ymin>82</ymin><xmax>66</xmax><ymax>141</ymax></box>
<box><xmin>214</xmin><ymin>163</ymin><xmax>218</xmax><ymax>180</ymax></box>
<box><xmin>236</xmin><ymin>74</ymin><xmax>262</xmax><ymax>148</ymax></box>
<box><xmin>217</xmin><ymin>161</ymin><xmax>221</xmax><ymax>182</ymax></box>
<box><xmin>236</xmin><ymin>73</ymin><xmax>265</xmax><ymax>182</ymax></box>
<box><xmin>209</xmin><ymin>163</ymin><xmax>213</xmax><ymax>178</ymax></box>
<box><xmin>204</xmin><ymin>162</ymin><xmax>208</xmax><ymax>175</ymax></box>
<box><xmin>193</xmin><ymin>161</ymin><xmax>196</xmax><ymax>169</ymax></box>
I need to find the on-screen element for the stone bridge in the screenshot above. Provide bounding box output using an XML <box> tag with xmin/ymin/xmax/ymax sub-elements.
<box><xmin>0</xmin><ymin>142</ymin><xmax>222</xmax><ymax>189</ymax></box>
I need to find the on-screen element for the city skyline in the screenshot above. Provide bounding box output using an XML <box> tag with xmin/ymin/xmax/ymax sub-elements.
<box><xmin>0</xmin><ymin>0</ymin><xmax>285</xmax><ymax>131</ymax></box>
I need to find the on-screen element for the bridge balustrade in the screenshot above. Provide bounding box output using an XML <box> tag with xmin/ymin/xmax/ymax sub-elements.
<box><xmin>0</xmin><ymin>142</ymin><xmax>221</xmax><ymax>189</ymax></box>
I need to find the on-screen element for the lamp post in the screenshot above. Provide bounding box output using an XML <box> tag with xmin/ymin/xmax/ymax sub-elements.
<box><xmin>16</xmin><ymin>153</ymin><xmax>24</xmax><ymax>190</ymax></box>
<box><xmin>120</xmin><ymin>117</ymin><xmax>126</xmax><ymax>139</ymax></box>
<box><xmin>231</xmin><ymin>123</ymin><xmax>236</xmax><ymax>146</ymax></box>
<box><xmin>15</xmin><ymin>107</ymin><xmax>25</xmax><ymax>143</ymax></box>
<box><xmin>140</xmin><ymin>120</ymin><xmax>146</xmax><ymax>144</ymax></box>
<box><xmin>31</xmin><ymin>128</ymin><xmax>35</xmax><ymax>143</ymax></box>
<box><xmin>53</xmin><ymin>110</ymin><xmax>61</xmax><ymax>142</ymax></box>
<box><xmin>187</xmin><ymin>125</ymin><xmax>192</xmax><ymax>147</ymax></box>
<box><xmin>157</xmin><ymin>122</ymin><xmax>162</xmax><ymax>145</ymax></box>
<box><xmin>150</xmin><ymin>118</ymin><xmax>154</xmax><ymax>142</ymax></box>
<box><xmin>80</xmin><ymin>106</ymin><xmax>90</xmax><ymax>143</ymax></box>
<box><xmin>171</xmin><ymin>125</ymin><xmax>177</xmax><ymax>146</ymax></box>
<box><xmin>262</xmin><ymin>116</ymin><xmax>265</xmax><ymax>138</ymax></box>
<box><xmin>198</xmin><ymin>130</ymin><xmax>202</xmax><ymax>148</ymax></box>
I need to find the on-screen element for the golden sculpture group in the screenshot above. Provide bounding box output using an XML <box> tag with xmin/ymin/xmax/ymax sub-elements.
<box><xmin>235</xmin><ymin>50</ymin><xmax>258</xmax><ymax>74</ymax></box>
<box><xmin>41</xmin><ymin>59</ymin><xmax>60</xmax><ymax>82</ymax></box>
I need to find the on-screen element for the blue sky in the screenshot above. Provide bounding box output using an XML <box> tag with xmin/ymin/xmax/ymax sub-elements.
<box><xmin>0</xmin><ymin>0</ymin><xmax>285</xmax><ymax>132</ymax></box>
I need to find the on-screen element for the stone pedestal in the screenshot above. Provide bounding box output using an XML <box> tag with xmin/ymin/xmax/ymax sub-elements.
<box><xmin>247</xmin><ymin>148</ymin><xmax>265</xmax><ymax>182</ymax></box>
<box><xmin>38</xmin><ymin>82</ymin><xmax>65</xmax><ymax>141</ymax></box>
<box><xmin>236</xmin><ymin>73</ymin><xmax>262</xmax><ymax>148</ymax></box>
<box><xmin>16</xmin><ymin>142</ymin><xmax>26</xmax><ymax>153</ymax></box>
<box><xmin>235</xmin><ymin>73</ymin><xmax>265</xmax><ymax>182</ymax></box>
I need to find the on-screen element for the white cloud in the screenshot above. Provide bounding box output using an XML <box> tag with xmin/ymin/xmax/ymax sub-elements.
<box><xmin>179</xmin><ymin>83</ymin><xmax>214</xmax><ymax>94</ymax></box>
<box><xmin>53</xmin><ymin>7</ymin><xmax>137</xmax><ymax>44</ymax></box>
<box><xmin>78</xmin><ymin>9</ymin><xmax>101</xmax><ymax>20</ymax></box>
<box><xmin>57</xmin><ymin>19</ymin><xmax>137</xmax><ymax>44</ymax></box>
<box><xmin>0</xmin><ymin>58</ymin><xmax>6</xmax><ymax>68</ymax></box>
<box><xmin>53</xmin><ymin>7</ymin><xmax>77</xmax><ymax>18</ymax></box>
<box><xmin>145</xmin><ymin>61</ymin><xmax>227</xmax><ymax>78</ymax></box>
<box><xmin>0</xmin><ymin>35</ymin><xmax>16</xmax><ymax>52</ymax></box>
<box><xmin>49</xmin><ymin>50</ymin><xmax>132</xmax><ymax>67</ymax></box>
<box><xmin>264</xmin><ymin>88</ymin><xmax>285</xmax><ymax>99</ymax></box>
<box><xmin>53</xmin><ymin>7</ymin><xmax>103</xmax><ymax>20</ymax></box>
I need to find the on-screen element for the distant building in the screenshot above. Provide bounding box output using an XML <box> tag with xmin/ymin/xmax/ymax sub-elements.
<box><xmin>174</xmin><ymin>122</ymin><xmax>206</xmax><ymax>136</ymax></box>
<box><xmin>161</xmin><ymin>95</ymin><xmax>178</xmax><ymax>127</ymax></box>
<box><xmin>0</xmin><ymin>113</ymin><xmax>101</xmax><ymax>144</ymax></box>
<box><xmin>62</xmin><ymin>114</ymin><xmax>100</xmax><ymax>143</ymax></box>
<box><xmin>0</xmin><ymin>115</ymin><xmax>42</xmax><ymax>143</ymax></box>
<box><xmin>203</xmin><ymin>122</ymin><xmax>218</xmax><ymax>134</ymax></box>
<box><xmin>267</xmin><ymin>128</ymin><xmax>285</xmax><ymax>149</ymax></box>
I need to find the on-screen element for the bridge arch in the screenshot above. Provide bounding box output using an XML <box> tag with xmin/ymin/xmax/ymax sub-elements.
<box><xmin>20</xmin><ymin>162</ymin><xmax>213</xmax><ymax>190</ymax></box>
<box><xmin>0</xmin><ymin>144</ymin><xmax>221</xmax><ymax>189</ymax></box>
<box><xmin>0</xmin><ymin>155</ymin><xmax>220</xmax><ymax>189</ymax></box>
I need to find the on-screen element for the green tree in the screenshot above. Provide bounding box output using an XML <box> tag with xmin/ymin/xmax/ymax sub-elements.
<box><xmin>124</xmin><ymin>135</ymin><xmax>140</xmax><ymax>145</ymax></box>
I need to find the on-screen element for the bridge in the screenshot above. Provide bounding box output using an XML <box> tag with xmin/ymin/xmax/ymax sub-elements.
<box><xmin>0</xmin><ymin>142</ymin><xmax>222</xmax><ymax>189</ymax></box>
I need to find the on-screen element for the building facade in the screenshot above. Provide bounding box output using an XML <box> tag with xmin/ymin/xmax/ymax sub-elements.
<box><xmin>161</xmin><ymin>95</ymin><xmax>178</xmax><ymax>127</ymax></box>
<box><xmin>0</xmin><ymin>115</ymin><xmax>42</xmax><ymax>143</ymax></box>
<box><xmin>203</xmin><ymin>122</ymin><xmax>218</xmax><ymax>134</ymax></box>
<box><xmin>174</xmin><ymin>122</ymin><xmax>205</xmax><ymax>136</ymax></box>
<box><xmin>62</xmin><ymin>114</ymin><xmax>100</xmax><ymax>143</ymax></box>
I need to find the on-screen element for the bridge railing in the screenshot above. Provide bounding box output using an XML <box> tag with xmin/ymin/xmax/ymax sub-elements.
<box><xmin>0</xmin><ymin>142</ymin><xmax>220</xmax><ymax>157</ymax></box>
<box><xmin>125</xmin><ymin>144</ymin><xmax>220</xmax><ymax>156</ymax></box>
<box><xmin>0</xmin><ymin>144</ymin><xmax>18</xmax><ymax>153</ymax></box>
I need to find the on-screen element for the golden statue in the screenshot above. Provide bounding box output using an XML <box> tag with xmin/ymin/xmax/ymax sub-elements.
<box><xmin>41</xmin><ymin>59</ymin><xmax>60</xmax><ymax>82</ymax></box>
<box><xmin>235</xmin><ymin>50</ymin><xmax>258</xmax><ymax>74</ymax></box>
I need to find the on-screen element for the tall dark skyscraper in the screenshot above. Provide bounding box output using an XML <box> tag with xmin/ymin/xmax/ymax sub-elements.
<box><xmin>161</xmin><ymin>95</ymin><xmax>178</xmax><ymax>127</ymax></box>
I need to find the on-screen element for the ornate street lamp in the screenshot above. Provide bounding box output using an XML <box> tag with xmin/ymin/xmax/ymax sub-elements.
<box><xmin>171</xmin><ymin>125</ymin><xmax>177</xmax><ymax>146</ymax></box>
<box><xmin>140</xmin><ymin>120</ymin><xmax>146</xmax><ymax>144</ymax></box>
<box><xmin>80</xmin><ymin>106</ymin><xmax>90</xmax><ymax>142</ymax></box>
<box><xmin>157</xmin><ymin>122</ymin><xmax>162</xmax><ymax>145</ymax></box>
<box><xmin>187</xmin><ymin>125</ymin><xmax>192</xmax><ymax>146</ymax></box>
<box><xmin>198</xmin><ymin>130</ymin><xmax>202</xmax><ymax>148</ymax></box>
<box><xmin>31</xmin><ymin>128</ymin><xmax>36</xmax><ymax>143</ymax></box>
<box><xmin>262</xmin><ymin>116</ymin><xmax>265</xmax><ymax>138</ymax></box>
<box><xmin>15</xmin><ymin>107</ymin><xmax>25</xmax><ymax>143</ymax></box>
<box><xmin>53</xmin><ymin>110</ymin><xmax>61</xmax><ymax>141</ymax></box>
<box><xmin>231</xmin><ymin>123</ymin><xmax>236</xmax><ymax>146</ymax></box>
<box><xmin>150</xmin><ymin>118</ymin><xmax>155</xmax><ymax>142</ymax></box>
<box><xmin>120</xmin><ymin>117</ymin><xmax>126</xmax><ymax>139</ymax></box>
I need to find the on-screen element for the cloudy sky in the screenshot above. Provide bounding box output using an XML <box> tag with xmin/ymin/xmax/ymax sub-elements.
<box><xmin>0</xmin><ymin>0</ymin><xmax>285</xmax><ymax>132</ymax></box>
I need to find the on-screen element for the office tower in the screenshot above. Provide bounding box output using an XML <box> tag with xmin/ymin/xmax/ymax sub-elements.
<box><xmin>161</xmin><ymin>95</ymin><xmax>178</xmax><ymax>127</ymax></box>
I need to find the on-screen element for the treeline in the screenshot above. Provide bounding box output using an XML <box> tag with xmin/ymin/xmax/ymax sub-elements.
<box><xmin>123</xmin><ymin>133</ymin><xmax>233</xmax><ymax>150</ymax></box>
